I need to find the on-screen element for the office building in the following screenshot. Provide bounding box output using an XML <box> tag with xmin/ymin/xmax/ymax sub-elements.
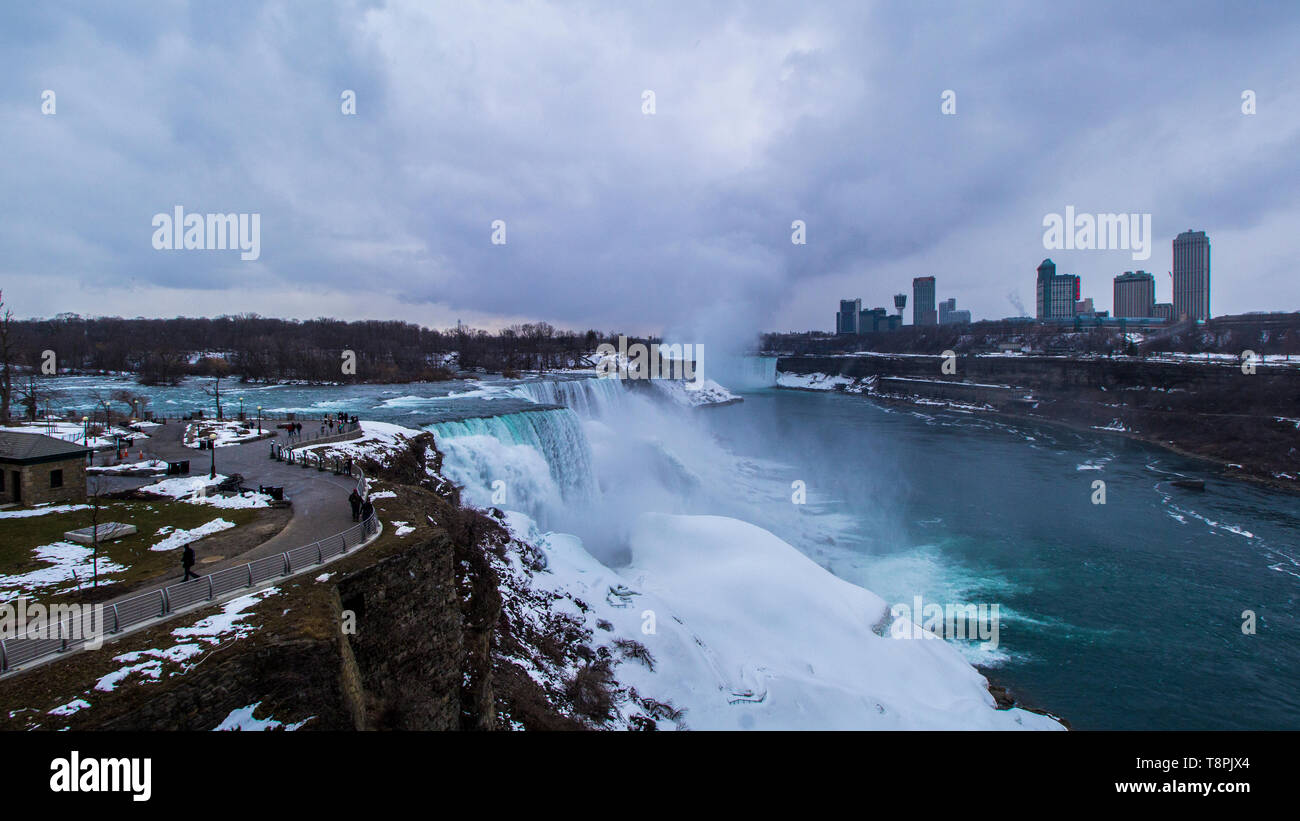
<box><xmin>913</xmin><ymin>277</ymin><xmax>937</xmax><ymax>326</ymax></box>
<box><xmin>938</xmin><ymin>298</ymin><xmax>971</xmax><ymax>325</ymax></box>
<box><xmin>1152</xmin><ymin>302</ymin><xmax>1174</xmax><ymax>321</ymax></box>
<box><xmin>836</xmin><ymin>298</ymin><xmax>861</xmax><ymax>334</ymax></box>
<box><xmin>1034</xmin><ymin>259</ymin><xmax>1076</xmax><ymax>319</ymax></box>
<box><xmin>1172</xmin><ymin>230</ymin><xmax>1210</xmax><ymax>320</ymax></box>
<box><xmin>1113</xmin><ymin>270</ymin><xmax>1156</xmax><ymax>318</ymax></box>
<box><xmin>1036</xmin><ymin>259</ymin><xmax>1079</xmax><ymax>320</ymax></box>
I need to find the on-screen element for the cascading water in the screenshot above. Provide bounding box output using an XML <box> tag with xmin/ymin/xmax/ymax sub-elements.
<box><xmin>426</xmin><ymin>407</ymin><xmax>598</xmax><ymax>521</ymax></box>
<box><xmin>713</xmin><ymin>355</ymin><xmax>777</xmax><ymax>389</ymax></box>
<box><xmin>510</xmin><ymin>377</ymin><xmax>627</xmax><ymax>418</ymax></box>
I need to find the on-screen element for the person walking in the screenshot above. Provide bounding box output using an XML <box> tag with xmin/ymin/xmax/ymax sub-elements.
<box><xmin>348</xmin><ymin>489</ymin><xmax>362</xmax><ymax>522</ymax></box>
<box><xmin>360</xmin><ymin>497</ymin><xmax>374</xmax><ymax>524</ymax></box>
<box><xmin>182</xmin><ymin>544</ymin><xmax>200</xmax><ymax>581</ymax></box>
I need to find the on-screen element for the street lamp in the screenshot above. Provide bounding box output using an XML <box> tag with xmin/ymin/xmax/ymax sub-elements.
<box><xmin>83</xmin><ymin>416</ymin><xmax>91</xmax><ymax>465</ymax></box>
<box><xmin>256</xmin><ymin>405</ymin><xmax>262</xmax><ymax>434</ymax></box>
<box><xmin>209</xmin><ymin>432</ymin><xmax>218</xmax><ymax>479</ymax></box>
<box><xmin>238</xmin><ymin>396</ymin><xmax>245</xmax><ymax>419</ymax></box>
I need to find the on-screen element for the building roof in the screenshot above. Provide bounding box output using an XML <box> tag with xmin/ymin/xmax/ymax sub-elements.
<box><xmin>0</xmin><ymin>431</ymin><xmax>92</xmax><ymax>464</ymax></box>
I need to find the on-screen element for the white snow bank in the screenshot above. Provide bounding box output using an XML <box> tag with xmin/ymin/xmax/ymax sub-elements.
<box><xmin>645</xmin><ymin>378</ymin><xmax>740</xmax><ymax>408</ymax></box>
<box><xmin>149</xmin><ymin>518</ymin><xmax>237</xmax><ymax>551</ymax></box>
<box><xmin>138</xmin><ymin>475</ymin><xmax>227</xmax><ymax>498</ymax></box>
<box><xmin>777</xmin><ymin>371</ymin><xmax>855</xmax><ymax>391</ymax></box>
<box><xmin>0</xmin><ymin>542</ymin><xmax>127</xmax><ymax>602</ymax></box>
<box><xmin>509</xmin><ymin>511</ymin><xmax>1062</xmax><ymax>731</ymax></box>
<box><xmin>0</xmin><ymin>504</ymin><xmax>91</xmax><ymax>519</ymax></box>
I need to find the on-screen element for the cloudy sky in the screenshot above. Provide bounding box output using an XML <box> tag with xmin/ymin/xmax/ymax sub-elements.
<box><xmin>3</xmin><ymin>0</ymin><xmax>1298</xmax><ymax>340</ymax></box>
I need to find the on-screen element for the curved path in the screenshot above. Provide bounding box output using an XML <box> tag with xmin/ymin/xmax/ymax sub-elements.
<box><xmin>72</xmin><ymin>422</ymin><xmax>367</xmax><ymax>600</ymax></box>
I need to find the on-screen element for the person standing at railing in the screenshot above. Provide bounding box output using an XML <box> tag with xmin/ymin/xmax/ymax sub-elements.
<box><xmin>360</xmin><ymin>497</ymin><xmax>374</xmax><ymax>525</ymax></box>
<box><xmin>348</xmin><ymin>488</ymin><xmax>362</xmax><ymax>522</ymax></box>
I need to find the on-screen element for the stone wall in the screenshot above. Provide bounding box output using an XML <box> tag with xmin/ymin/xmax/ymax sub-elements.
<box><xmin>1</xmin><ymin>457</ymin><xmax>86</xmax><ymax>506</ymax></box>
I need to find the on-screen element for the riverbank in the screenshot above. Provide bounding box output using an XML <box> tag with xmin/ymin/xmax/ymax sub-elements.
<box><xmin>774</xmin><ymin>354</ymin><xmax>1300</xmax><ymax>495</ymax></box>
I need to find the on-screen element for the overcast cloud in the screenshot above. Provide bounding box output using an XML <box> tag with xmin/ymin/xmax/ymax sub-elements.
<box><xmin>2</xmin><ymin>0</ymin><xmax>1298</xmax><ymax>339</ymax></box>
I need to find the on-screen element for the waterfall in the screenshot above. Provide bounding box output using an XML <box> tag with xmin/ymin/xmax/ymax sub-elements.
<box><xmin>510</xmin><ymin>377</ymin><xmax>627</xmax><ymax>418</ymax></box>
<box><xmin>729</xmin><ymin>356</ymin><xmax>777</xmax><ymax>388</ymax></box>
<box><xmin>426</xmin><ymin>407</ymin><xmax>597</xmax><ymax>516</ymax></box>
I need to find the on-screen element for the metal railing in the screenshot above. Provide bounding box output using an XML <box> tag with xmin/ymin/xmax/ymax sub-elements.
<box><xmin>0</xmin><ymin>514</ymin><xmax>382</xmax><ymax>674</ymax></box>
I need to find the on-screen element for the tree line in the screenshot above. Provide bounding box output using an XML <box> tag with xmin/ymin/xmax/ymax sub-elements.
<box><xmin>0</xmin><ymin>304</ymin><xmax>642</xmax><ymax>413</ymax></box>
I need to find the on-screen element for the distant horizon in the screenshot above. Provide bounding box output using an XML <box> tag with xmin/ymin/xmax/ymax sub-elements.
<box><xmin>5</xmin><ymin>1</ymin><xmax>1299</xmax><ymax>338</ymax></box>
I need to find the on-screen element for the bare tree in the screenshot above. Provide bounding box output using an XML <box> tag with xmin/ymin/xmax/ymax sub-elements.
<box><xmin>0</xmin><ymin>291</ymin><xmax>13</xmax><ymax>422</ymax></box>
<box><xmin>17</xmin><ymin>374</ymin><xmax>64</xmax><ymax>422</ymax></box>
<box><xmin>198</xmin><ymin>357</ymin><xmax>232</xmax><ymax>420</ymax></box>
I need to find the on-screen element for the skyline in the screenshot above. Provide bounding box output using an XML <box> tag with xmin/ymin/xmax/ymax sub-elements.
<box><xmin>3</xmin><ymin>1</ymin><xmax>1299</xmax><ymax>340</ymax></box>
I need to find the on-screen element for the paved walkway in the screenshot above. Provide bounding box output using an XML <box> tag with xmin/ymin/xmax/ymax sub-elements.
<box><xmin>85</xmin><ymin>421</ymin><xmax>367</xmax><ymax>597</ymax></box>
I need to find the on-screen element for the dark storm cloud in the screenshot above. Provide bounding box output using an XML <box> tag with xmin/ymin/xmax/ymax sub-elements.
<box><xmin>2</xmin><ymin>0</ymin><xmax>1297</xmax><ymax>333</ymax></box>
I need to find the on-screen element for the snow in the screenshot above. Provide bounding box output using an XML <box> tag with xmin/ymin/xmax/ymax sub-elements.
<box><xmin>369</xmin><ymin>490</ymin><xmax>397</xmax><ymax>500</ymax></box>
<box><xmin>645</xmin><ymin>378</ymin><xmax>740</xmax><ymax>408</ymax></box>
<box><xmin>138</xmin><ymin>475</ymin><xmax>227</xmax><ymax>499</ymax></box>
<box><xmin>87</xmin><ymin>459</ymin><xmax>168</xmax><ymax>475</ymax></box>
<box><xmin>0</xmin><ymin>504</ymin><xmax>91</xmax><ymax>519</ymax></box>
<box><xmin>390</xmin><ymin>521</ymin><xmax>414</xmax><ymax>537</ymax></box>
<box><xmin>0</xmin><ymin>542</ymin><xmax>127</xmax><ymax>602</ymax></box>
<box><xmin>91</xmin><ymin>589</ymin><xmax>279</xmax><ymax>693</ymax></box>
<box><xmin>171</xmin><ymin>588</ymin><xmax>278</xmax><ymax>643</ymax></box>
<box><xmin>776</xmin><ymin>371</ymin><xmax>855</xmax><ymax>391</ymax></box>
<box><xmin>183</xmin><ymin>420</ymin><xmax>266</xmax><ymax>448</ymax></box>
<box><xmin>3</xmin><ymin>422</ymin><xmax>151</xmax><ymax>450</ymax></box>
<box><xmin>48</xmin><ymin>698</ymin><xmax>91</xmax><ymax>716</ymax></box>
<box><xmin>149</xmin><ymin>518</ymin><xmax>237</xmax><ymax>551</ymax></box>
<box><xmin>501</xmin><ymin>510</ymin><xmax>1062</xmax><ymax>730</ymax></box>
<box><xmin>213</xmin><ymin>702</ymin><xmax>312</xmax><ymax>731</ymax></box>
<box><xmin>137</xmin><ymin>474</ymin><xmax>270</xmax><ymax>509</ymax></box>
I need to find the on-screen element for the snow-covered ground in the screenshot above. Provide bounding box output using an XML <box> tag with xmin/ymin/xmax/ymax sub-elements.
<box><xmin>87</xmin><ymin>459</ymin><xmax>168</xmax><ymax>475</ymax></box>
<box><xmin>499</xmin><ymin>510</ymin><xmax>1062</xmax><ymax>730</ymax></box>
<box><xmin>150</xmin><ymin>518</ymin><xmax>237</xmax><ymax>551</ymax></box>
<box><xmin>3</xmin><ymin>421</ymin><xmax>151</xmax><ymax>450</ymax></box>
<box><xmin>645</xmin><ymin>377</ymin><xmax>740</xmax><ymax>408</ymax></box>
<box><xmin>213</xmin><ymin>702</ymin><xmax>313</xmax><ymax>731</ymax></box>
<box><xmin>0</xmin><ymin>503</ymin><xmax>91</xmax><ymax>519</ymax></box>
<box><xmin>0</xmin><ymin>542</ymin><xmax>127</xmax><ymax>602</ymax></box>
<box><xmin>136</xmin><ymin>475</ymin><xmax>272</xmax><ymax>509</ymax></box>
<box><xmin>777</xmin><ymin>371</ymin><xmax>857</xmax><ymax>391</ymax></box>
<box><xmin>183</xmin><ymin>420</ymin><xmax>266</xmax><ymax>448</ymax></box>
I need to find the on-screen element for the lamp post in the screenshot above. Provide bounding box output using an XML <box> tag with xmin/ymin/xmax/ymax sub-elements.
<box><xmin>238</xmin><ymin>396</ymin><xmax>245</xmax><ymax>419</ymax></box>
<box><xmin>83</xmin><ymin>416</ymin><xmax>91</xmax><ymax>465</ymax></box>
<box><xmin>257</xmin><ymin>405</ymin><xmax>262</xmax><ymax>434</ymax></box>
<box><xmin>209</xmin><ymin>432</ymin><xmax>218</xmax><ymax>479</ymax></box>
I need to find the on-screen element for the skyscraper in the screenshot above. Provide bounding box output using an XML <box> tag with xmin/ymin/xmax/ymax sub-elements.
<box><xmin>1113</xmin><ymin>270</ymin><xmax>1156</xmax><ymax>318</ymax></box>
<box><xmin>836</xmin><ymin>298</ymin><xmax>861</xmax><ymax>334</ymax></box>
<box><xmin>1172</xmin><ymin>230</ymin><xmax>1211</xmax><ymax>320</ymax></box>
<box><xmin>1036</xmin><ymin>259</ymin><xmax>1079</xmax><ymax>320</ymax></box>
<box><xmin>913</xmin><ymin>277</ymin><xmax>936</xmax><ymax>326</ymax></box>
<box><xmin>1035</xmin><ymin>259</ymin><xmax>1055</xmax><ymax>319</ymax></box>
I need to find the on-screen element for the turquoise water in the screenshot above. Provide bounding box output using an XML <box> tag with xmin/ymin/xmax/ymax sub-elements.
<box><xmin>699</xmin><ymin>388</ymin><xmax>1300</xmax><ymax>730</ymax></box>
<box><xmin>40</xmin><ymin>371</ymin><xmax>1300</xmax><ymax>729</ymax></box>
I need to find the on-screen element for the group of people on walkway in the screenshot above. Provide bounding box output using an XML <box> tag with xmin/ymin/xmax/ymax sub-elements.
<box><xmin>348</xmin><ymin>488</ymin><xmax>374</xmax><ymax>523</ymax></box>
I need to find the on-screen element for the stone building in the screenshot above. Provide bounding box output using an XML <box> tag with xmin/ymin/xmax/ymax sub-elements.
<box><xmin>0</xmin><ymin>431</ymin><xmax>91</xmax><ymax>506</ymax></box>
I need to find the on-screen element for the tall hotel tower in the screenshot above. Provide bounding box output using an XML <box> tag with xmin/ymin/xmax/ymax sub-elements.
<box><xmin>1172</xmin><ymin>230</ymin><xmax>1210</xmax><ymax>321</ymax></box>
